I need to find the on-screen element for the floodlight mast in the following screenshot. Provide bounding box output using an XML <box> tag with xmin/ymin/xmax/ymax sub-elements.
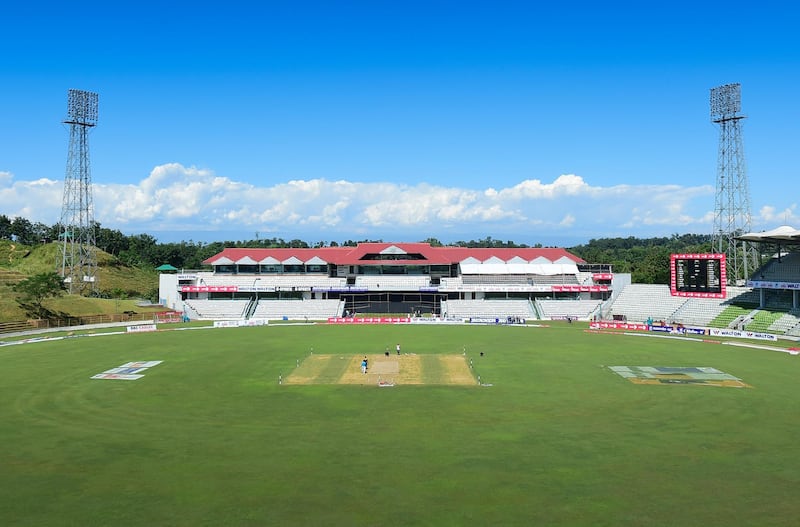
<box><xmin>58</xmin><ymin>89</ymin><xmax>99</xmax><ymax>294</ymax></box>
<box><xmin>710</xmin><ymin>83</ymin><xmax>757</xmax><ymax>285</ymax></box>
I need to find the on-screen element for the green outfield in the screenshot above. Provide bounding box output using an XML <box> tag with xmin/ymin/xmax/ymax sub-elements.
<box><xmin>1</xmin><ymin>323</ymin><xmax>799</xmax><ymax>526</ymax></box>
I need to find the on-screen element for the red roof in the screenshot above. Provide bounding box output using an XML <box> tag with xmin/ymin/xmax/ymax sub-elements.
<box><xmin>202</xmin><ymin>243</ymin><xmax>585</xmax><ymax>266</ymax></box>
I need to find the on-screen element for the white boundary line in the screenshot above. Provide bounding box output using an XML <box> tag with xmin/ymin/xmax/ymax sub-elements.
<box><xmin>622</xmin><ymin>330</ymin><xmax>799</xmax><ymax>355</ymax></box>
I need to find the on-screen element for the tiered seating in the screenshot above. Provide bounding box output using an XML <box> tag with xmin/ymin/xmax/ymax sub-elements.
<box><xmin>769</xmin><ymin>311</ymin><xmax>800</xmax><ymax>334</ymax></box>
<box><xmin>266</xmin><ymin>275</ymin><xmax>347</xmax><ymax>289</ymax></box>
<box><xmin>355</xmin><ymin>276</ymin><xmax>431</xmax><ymax>290</ymax></box>
<box><xmin>184</xmin><ymin>299</ymin><xmax>249</xmax><ymax>319</ymax></box>
<box><xmin>785</xmin><ymin>311</ymin><xmax>800</xmax><ymax>337</ymax></box>
<box><xmin>192</xmin><ymin>273</ymin><xmax>345</xmax><ymax>290</ymax></box>
<box><xmin>710</xmin><ymin>306</ymin><xmax>753</xmax><ymax>328</ymax></box>
<box><xmin>745</xmin><ymin>310</ymin><xmax>788</xmax><ymax>333</ymax></box>
<box><xmin>251</xmin><ymin>299</ymin><xmax>342</xmax><ymax>320</ymax></box>
<box><xmin>761</xmin><ymin>290</ymin><xmax>794</xmax><ymax>310</ymax></box>
<box><xmin>725</xmin><ymin>286</ymin><xmax>760</xmax><ymax>304</ymax></box>
<box><xmin>536</xmin><ymin>299</ymin><xmax>602</xmax><ymax>321</ymax></box>
<box><xmin>439</xmin><ymin>277</ymin><xmax>463</xmax><ymax>289</ymax></box>
<box><xmin>461</xmin><ymin>274</ymin><xmax>579</xmax><ymax>286</ymax></box>
<box><xmin>462</xmin><ymin>274</ymin><xmax>529</xmax><ymax>285</ymax></box>
<box><xmin>528</xmin><ymin>274</ymin><xmax>580</xmax><ymax>285</ymax></box>
<box><xmin>670</xmin><ymin>298</ymin><xmax>731</xmax><ymax>327</ymax></box>
<box><xmin>444</xmin><ymin>299</ymin><xmax>533</xmax><ymax>320</ymax></box>
<box><xmin>755</xmin><ymin>252</ymin><xmax>800</xmax><ymax>282</ymax></box>
<box><xmin>194</xmin><ymin>274</ymin><xmax>260</xmax><ymax>288</ymax></box>
<box><xmin>605</xmin><ymin>284</ymin><xmax>688</xmax><ymax>323</ymax></box>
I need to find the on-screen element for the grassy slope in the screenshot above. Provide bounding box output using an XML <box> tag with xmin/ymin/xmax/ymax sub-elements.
<box><xmin>1</xmin><ymin>323</ymin><xmax>798</xmax><ymax>526</ymax></box>
<box><xmin>0</xmin><ymin>240</ymin><xmax>158</xmax><ymax>322</ymax></box>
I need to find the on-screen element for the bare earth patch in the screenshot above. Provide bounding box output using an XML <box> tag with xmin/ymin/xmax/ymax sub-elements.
<box><xmin>286</xmin><ymin>354</ymin><xmax>476</xmax><ymax>386</ymax></box>
<box><xmin>440</xmin><ymin>354</ymin><xmax>477</xmax><ymax>385</ymax></box>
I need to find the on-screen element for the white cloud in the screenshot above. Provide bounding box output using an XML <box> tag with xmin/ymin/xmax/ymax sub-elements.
<box><xmin>559</xmin><ymin>214</ymin><xmax>576</xmax><ymax>227</ymax></box>
<box><xmin>4</xmin><ymin>162</ymin><xmax>795</xmax><ymax>243</ymax></box>
<box><xmin>0</xmin><ymin>171</ymin><xmax>63</xmax><ymax>221</ymax></box>
<box><xmin>497</xmin><ymin>174</ymin><xmax>592</xmax><ymax>200</ymax></box>
<box><xmin>758</xmin><ymin>204</ymin><xmax>798</xmax><ymax>225</ymax></box>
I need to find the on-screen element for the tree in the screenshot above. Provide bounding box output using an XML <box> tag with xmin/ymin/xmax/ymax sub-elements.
<box><xmin>13</xmin><ymin>272</ymin><xmax>67</xmax><ymax>319</ymax></box>
<box><xmin>569</xmin><ymin>234</ymin><xmax>714</xmax><ymax>284</ymax></box>
<box><xmin>10</xmin><ymin>217</ymin><xmax>34</xmax><ymax>245</ymax></box>
<box><xmin>120</xmin><ymin>233</ymin><xmax>158</xmax><ymax>267</ymax></box>
<box><xmin>95</xmin><ymin>224</ymin><xmax>129</xmax><ymax>256</ymax></box>
<box><xmin>0</xmin><ymin>214</ymin><xmax>12</xmax><ymax>240</ymax></box>
<box><xmin>420</xmin><ymin>237</ymin><xmax>444</xmax><ymax>247</ymax></box>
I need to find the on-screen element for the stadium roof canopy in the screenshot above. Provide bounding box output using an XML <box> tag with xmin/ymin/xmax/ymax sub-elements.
<box><xmin>202</xmin><ymin>242</ymin><xmax>585</xmax><ymax>267</ymax></box>
<box><xmin>736</xmin><ymin>225</ymin><xmax>800</xmax><ymax>246</ymax></box>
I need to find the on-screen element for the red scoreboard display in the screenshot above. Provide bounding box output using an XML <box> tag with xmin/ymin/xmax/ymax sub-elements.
<box><xmin>670</xmin><ymin>253</ymin><xmax>726</xmax><ymax>299</ymax></box>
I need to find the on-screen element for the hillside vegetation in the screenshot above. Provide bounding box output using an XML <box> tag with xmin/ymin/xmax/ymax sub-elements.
<box><xmin>0</xmin><ymin>240</ymin><xmax>159</xmax><ymax>323</ymax></box>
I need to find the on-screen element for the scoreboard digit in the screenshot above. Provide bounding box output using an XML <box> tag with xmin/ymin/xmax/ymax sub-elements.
<box><xmin>670</xmin><ymin>253</ymin><xmax>726</xmax><ymax>298</ymax></box>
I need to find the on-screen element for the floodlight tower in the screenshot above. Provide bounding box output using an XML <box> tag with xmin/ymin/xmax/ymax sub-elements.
<box><xmin>58</xmin><ymin>89</ymin><xmax>99</xmax><ymax>294</ymax></box>
<box><xmin>710</xmin><ymin>83</ymin><xmax>757</xmax><ymax>285</ymax></box>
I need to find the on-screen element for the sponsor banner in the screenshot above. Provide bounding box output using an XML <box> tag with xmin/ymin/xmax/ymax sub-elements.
<box><xmin>590</xmin><ymin>321</ymin><xmax>649</xmax><ymax>331</ymax></box>
<box><xmin>121</xmin><ymin>361</ymin><xmax>163</xmax><ymax>368</ymax></box>
<box><xmin>327</xmin><ymin>317</ymin><xmax>411</xmax><ymax>324</ymax></box>
<box><xmin>91</xmin><ymin>373</ymin><xmax>144</xmax><ymax>380</ymax></box>
<box><xmin>465</xmin><ymin>317</ymin><xmax>496</xmax><ymax>324</ymax></box>
<box><xmin>648</xmin><ymin>325</ymin><xmax>705</xmax><ymax>335</ymax></box>
<box><xmin>213</xmin><ymin>320</ymin><xmax>242</xmax><ymax>328</ymax></box>
<box><xmin>92</xmin><ymin>360</ymin><xmax>162</xmax><ymax>381</ymax></box>
<box><xmin>126</xmin><ymin>324</ymin><xmax>157</xmax><ymax>333</ymax></box>
<box><xmin>708</xmin><ymin>328</ymin><xmax>778</xmax><ymax>341</ymax></box>
<box><xmin>156</xmin><ymin>311</ymin><xmax>184</xmax><ymax>323</ymax></box>
<box><xmin>552</xmin><ymin>285</ymin><xmax>609</xmax><ymax>292</ymax></box>
<box><xmin>103</xmin><ymin>366</ymin><xmax>149</xmax><ymax>374</ymax></box>
<box><xmin>684</xmin><ymin>327</ymin><xmax>707</xmax><ymax>335</ymax></box>
<box><xmin>215</xmin><ymin>319</ymin><xmax>267</xmax><ymax>327</ymax></box>
<box><xmin>648</xmin><ymin>325</ymin><xmax>675</xmax><ymax>333</ymax></box>
<box><xmin>438</xmin><ymin>284</ymin><xmax>549</xmax><ymax>292</ymax></box>
<box><xmin>180</xmin><ymin>285</ymin><xmax>239</xmax><ymax>292</ymax></box>
<box><xmin>592</xmin><ymin>273</ymin><xmax>613</xmax><ymax>281</ymax></box>
<box><xmin>747</xmin><ymin>280</ymin><xmax>800</xmax><ymax>290</ymax></box>
<box><xmin>608</xmin><ymin>366</ymin><xmax>750</xmax><ymax>388</ymax></box>
<box><xmin>672</xmin><ymin>290</ymin><xmax>726</xmax><ymax>299</ymax></box>
<box><xmin>409</xmin><ymin>317</ymin><xmax>457</xmax><ymax>324</ymax></box>
<box><xmin>673</xmin><ymin>253</ymin><xmax>725</xmax><ymax>260</ymax></box>
<box><xmin>240</xmin><ymin>318</ymin><xmax>268</xmax><ymax>326</ymax></box>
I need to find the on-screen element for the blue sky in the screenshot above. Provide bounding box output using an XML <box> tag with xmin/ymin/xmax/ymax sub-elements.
<box><xmin>1</xmin><ymin>1</ymin><xmax>798</xmax><ymax>246</ymax></box>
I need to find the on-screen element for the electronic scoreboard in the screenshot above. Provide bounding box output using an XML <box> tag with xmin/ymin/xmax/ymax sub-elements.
<box><xmin>670</xmin><ymin>253</ymin><xmax>726</xmax><ymax>298</ymax></box>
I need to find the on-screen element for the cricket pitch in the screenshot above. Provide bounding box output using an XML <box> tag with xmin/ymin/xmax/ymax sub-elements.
<box><xmin>284</xmin><ymin>354</ymin><xmax>476</xmax><ymax>386</ymax></box>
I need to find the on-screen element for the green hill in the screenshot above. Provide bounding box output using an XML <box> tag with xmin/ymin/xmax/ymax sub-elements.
<box><xmin>0</xmin><ymin>240</ymin><xmax>159</xmax><ymax>323</ymax></box>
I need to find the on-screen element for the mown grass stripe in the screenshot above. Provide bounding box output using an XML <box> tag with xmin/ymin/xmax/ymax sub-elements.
<box><xmin>420</xmin><ymin>354</ymin><xmax>445</xmax><ymax>384</ymax></box>
<box><xmin>315</xmin><ymin>354</ymin><xmax>352</xmax><ymax>383</ymax></box>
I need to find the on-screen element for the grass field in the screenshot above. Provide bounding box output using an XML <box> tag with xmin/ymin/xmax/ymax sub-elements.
<box><xmin>2</xmin><ymin>322</ymin><xmax>799</xmax><ymax>526</ymax></box>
